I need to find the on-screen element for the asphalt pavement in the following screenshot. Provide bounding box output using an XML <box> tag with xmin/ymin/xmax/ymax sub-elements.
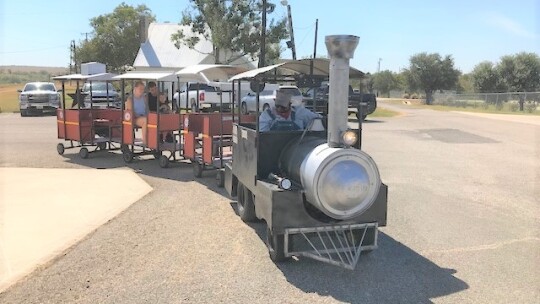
<box><xmin>0</xmin><ymin>103</ymin><xmax>538</xmax><ymax>303</ymax></box>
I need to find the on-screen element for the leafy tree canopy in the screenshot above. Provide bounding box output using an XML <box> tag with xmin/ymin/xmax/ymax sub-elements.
<box><xmin>373</xmin><ymin>70</ymin><xmax>400</xmax><ymax>97</ymax></box>
<box><xmin>77</xmin><ymin>3</ymin><xmax>155</xmax><ymax>73</ymax></box>
<box><xmin>172</xmin><ymin>0</ymin><xmax>287</xmax><ymax>65</ymax></box>
<box><xmin>404</xmin><ymin>53</ymin><xmax>460</xmax><ymax>104</ymax></box>
<box><xmin>471</xmin><ymin>61</ymin><xmax>501</xmax><ymax>93</ymax></box>
<box><xmin>497</xmin><ymin>52</ymin><xmax>540</xmax><ymax>92</ymax></box>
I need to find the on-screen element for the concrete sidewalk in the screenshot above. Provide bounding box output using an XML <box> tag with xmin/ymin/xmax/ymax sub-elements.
<box><xmin>0</xmin><ymin>168</ymin><xmax>152</xmax><ymax>292</ymax></box>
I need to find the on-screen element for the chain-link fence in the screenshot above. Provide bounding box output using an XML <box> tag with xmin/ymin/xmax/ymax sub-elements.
<box><xmin>433</xmin><ymin>92</ymin><xmax>540</xmax><ymax>113</ymax></box>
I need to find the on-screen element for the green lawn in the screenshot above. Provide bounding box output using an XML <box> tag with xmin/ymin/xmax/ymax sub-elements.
<box><xmin>380</xmin><ymin>98</ymin><xmax>539</xmax><ymax>116</ymax></box>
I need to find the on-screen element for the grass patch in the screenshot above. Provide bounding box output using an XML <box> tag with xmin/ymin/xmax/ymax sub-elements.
<box><xmin>370</xmin><ymin>107</ymin><xmax>400</xmax><ymax>117</ymax></box>
<box><xmin>379</xmin><ymin>98</ymin><xmax>539</xmax><ymax>116</ymax></box>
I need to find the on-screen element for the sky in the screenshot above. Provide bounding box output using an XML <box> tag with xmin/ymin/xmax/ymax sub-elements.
<box><xmin>0</xmin><ymin>0</ymin><xmax>538</xmax><ymax>74</ymax></box>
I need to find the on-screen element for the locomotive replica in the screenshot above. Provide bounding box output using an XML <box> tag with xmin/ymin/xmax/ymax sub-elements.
<box><xmin>224</xmin><ymin>35</ymin><xmax>387</xmax><ymax>270</ymax></box>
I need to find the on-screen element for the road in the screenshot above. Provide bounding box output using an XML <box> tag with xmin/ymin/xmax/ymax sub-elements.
<box><xmin>0</xmin><ymin>102</ymin><xmax>538</xmax><ymax>303</ymax></box>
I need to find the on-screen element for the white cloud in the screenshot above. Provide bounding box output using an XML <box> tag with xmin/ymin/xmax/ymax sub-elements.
<box><xmin>484</xmin><ymin>11</ymin><xmax>538</xmax><ymax>39</ymax></box>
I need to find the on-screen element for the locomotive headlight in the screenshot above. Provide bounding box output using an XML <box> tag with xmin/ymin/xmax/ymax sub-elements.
<box><xmin>342</xmin><ymin>130</ymin><xmax>358</xmax><ymax>146</ymax></box>
<box><xmin>300</xmin><ymin>144</ymin><xmax>381</xmax><ymax>220</ymax></box>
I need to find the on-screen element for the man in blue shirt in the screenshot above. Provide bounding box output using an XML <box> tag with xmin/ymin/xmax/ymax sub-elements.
<box><xmin>259</xmin><ymin>90</ymin><xmax>321</xmax><ymax>132</ymax></box>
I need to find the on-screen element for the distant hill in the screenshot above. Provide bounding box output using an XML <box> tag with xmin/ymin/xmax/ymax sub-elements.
<box><xmin>0</xmin><ymin>65</ymin><xmax>69</xmax><ymax>75</ymax></box>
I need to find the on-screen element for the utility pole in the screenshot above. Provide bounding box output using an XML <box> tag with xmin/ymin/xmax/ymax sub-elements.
<box><xmin>282</xmin><ymin>1</ymin><xmax>296</xmax><ymax>60</ymax></box>
<box><xmin>309</xmin><ymin>19</ymin><xmax>318</xmax><ymax>77</ymax></box>
<box><xmin>81</xmin><ymin>32</ymin><xmax>91</xmax><ymax>43</ymax></box>
<box><xmin>258</xmin><ymin>0</ymin><xmax>267</xmax><ymax>68</ymax></box>
<box><xmin>70</xmin><ymin>40</ymin><xmax>77</xmax><ymax>74</ymax></box>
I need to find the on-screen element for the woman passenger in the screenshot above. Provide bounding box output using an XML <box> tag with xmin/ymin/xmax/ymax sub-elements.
<box><xmin>124</xmin><ymin>80</ymin><xmax>148</xmax><ymax>145</ymax></box>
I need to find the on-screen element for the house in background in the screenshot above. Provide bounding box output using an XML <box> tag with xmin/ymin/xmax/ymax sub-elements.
<box><xmin>133</xmin><ymin>22</ymin><xmax>257</xmax><ymax>74</ymax></box>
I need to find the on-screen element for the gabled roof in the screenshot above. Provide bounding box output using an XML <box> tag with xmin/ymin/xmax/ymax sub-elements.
<box><xmin>133</xmin><ymin>23</ymin><xmax>256</xmax><ymax>70</ymax></box>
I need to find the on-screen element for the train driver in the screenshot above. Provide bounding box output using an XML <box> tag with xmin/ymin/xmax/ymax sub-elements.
<box><xmin>259</xmin><ymin>90</ymin><xmax>322</xmax><ymax>132</ymax></box>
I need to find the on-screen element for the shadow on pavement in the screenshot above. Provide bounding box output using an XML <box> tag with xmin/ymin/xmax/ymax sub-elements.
<box><xmin>61</xmin><ymin>149</ymin><xmax>224</xmax><ymax>187</ymax></box>
<box><xmin>245</xmin><ymin>222</ymin><xmax>468</xmax><ymax>304</ymax></box>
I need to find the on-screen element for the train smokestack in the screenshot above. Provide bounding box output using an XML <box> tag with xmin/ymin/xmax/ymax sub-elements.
<box><xmin>325</xmin><ymin>35</ymin><xmax>359</xmax><ymax>147</ymax></box>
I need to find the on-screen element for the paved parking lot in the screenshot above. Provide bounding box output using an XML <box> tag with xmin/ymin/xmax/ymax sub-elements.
<box><xmin>0</xmin><ymin>103</ymin><xmax>538</xmax><ymax>303</ymax></box>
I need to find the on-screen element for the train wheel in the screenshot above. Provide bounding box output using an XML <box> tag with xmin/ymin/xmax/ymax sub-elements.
<box><xmin>152</xmin><ymin>150</ymin><xmax>162</xmax><ymax>160</ymax></box>
<box><xmin>237</xmin><ymin>182</ymin><xmax>256</xmax><ymax>222</ymax></box>
<box><xmin>56</xmin><ymin>143</ymin><xmax>65</xmax><ymax>155</ymax></box>
<box><xmin>193</xmin><ymin>161</ymin><xmax>203</xmax><ymax>178</ymax></box>
<box><xmin>159</xmin><ymin>155</ymin><xmax>169</xmax><ymax>168</ymax></box>
<box><xmin>216</xmin><ymin>170</ymin><xmax>225</xmax><ymax>188</ymax></box>
<box><xmin>79</xmin><ymin>147</ymin><xmax>89</xmax><ymax>159</ymax></box>
<box><xmin>122</xmin><ymin>151</ymin><xmax>134</xmax><ymax>163</ymax></box>
<box><xmin>266</xmin><ymin>227</ymin><xmax>286</xmax><ymax>262</ymax></box>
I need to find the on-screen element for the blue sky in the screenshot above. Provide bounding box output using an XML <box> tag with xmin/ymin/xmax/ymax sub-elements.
<box><xmin>0</xmin><ymin>0</ymin><xmax>538</xmax><ymax>73</ymax></box>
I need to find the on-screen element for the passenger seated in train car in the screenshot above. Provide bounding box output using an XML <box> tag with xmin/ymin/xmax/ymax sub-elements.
<box><xmin>258</xmin><ymin>90</ymin><xmax>322</xmax><ymax>132</ymax></box>
<box><xmin>147</xmin><ymin>81</ymin><xmax>158</xmax><ymax>112</ymax></box>
<box><xmin>158</xmin><ymin>92</ymin><xmax>172</xmax><ymax>114</ymax></box>
<box><xmin>158</xmin><ymin>92</ymin><xmax>174</xmax><ymax>143</ymax></box>
<box><xmin>125</xmin><ymin>80</ymin><xmax>149</xmax><ymax>144</ymax></box>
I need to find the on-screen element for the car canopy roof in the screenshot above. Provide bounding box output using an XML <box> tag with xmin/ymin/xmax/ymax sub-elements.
<box><xmin>112</xmin><ymin>71</ymin><xmax>177</xmax><ymax>82</ymax></box>
<box><xmin>229</xmin><ymin>58</ymin><xmax>364</xmax><ymax>81</ymax></box>
<box><xmin>53</xmin><ymin>73</ymin><xmax>118</xmax><ymax>81</ymax></box>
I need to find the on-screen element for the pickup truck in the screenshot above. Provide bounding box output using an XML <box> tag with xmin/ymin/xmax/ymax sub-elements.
<box><xmin>303</xmin><ymin>84</ymin><xmax>377</xmax><ymax>121</ymax></box>
<box><xmin>80</xmin><ymin>82</ymin><xmax>121</xmax><ymax>108</ymax></box>
<box><xmin>173</xmin><ymin>83</ymin><xmax>234</xmax><ymax>112</ymax></box>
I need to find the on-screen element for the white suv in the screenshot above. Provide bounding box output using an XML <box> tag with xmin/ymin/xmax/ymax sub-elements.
<box><xmin>18</xmin><ymin>82</ymin><xmax>61</xmax><ymax>116</ymax></box>
<box><xmin>240</xmin><ymin>85</ymin><xmax>303</xmax><ymax>114</ymax></box>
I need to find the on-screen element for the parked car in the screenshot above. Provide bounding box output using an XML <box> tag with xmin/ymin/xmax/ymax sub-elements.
<box><xmin>240</xmin><ymin>85</ymin><xmax>303</xmax><ymax>114</ymax></box>
<box><xmin>81</xmin><ymin>82</ymin><xmax>121</xmax><ymax>108</ymax></box>
<box><xmin>173</xmin><ymin>82</ymin><xmax>238</xmax><ymax>112</ymax></box>
<box><xmin>18</xmin><ymin>82</ymin><xmax>61</xmax><ymax>116</ymax></box>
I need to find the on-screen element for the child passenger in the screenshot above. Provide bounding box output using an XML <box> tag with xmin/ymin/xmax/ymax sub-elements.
<box><xmin>158</xmin><ymin>92</ymin><xmax>174</xmax><ymax>143</ymax></box>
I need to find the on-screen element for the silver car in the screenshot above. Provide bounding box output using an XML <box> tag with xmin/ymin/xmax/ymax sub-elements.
<box><xmin>240</xmin><ymin>85</ymin><xmax>303</xmax><ymax>114</ymax></box>
<box><xmin>18</xmin><ymin>82</ymin><xmax>61</xmax><ymax>116</ymax></box>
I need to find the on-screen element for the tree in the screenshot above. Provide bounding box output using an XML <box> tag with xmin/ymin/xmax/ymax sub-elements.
<box><xmin>497</xmin><ymin>52</ymin><xmax>540</xmax><ymax>110</ymax></box>
<box><xmin>471</xmin><ymin>61</ymin><xmax>502</xmax><ymax>93</ymax></box>
<box><xmin>77</xmin><ymin>4</ymin><xmax>155</xmax><ymax>73</ymax></box>
<box><xmin>171</xmin><ymin>0</ymin><xmax>288</xmax><ymax>65</ymax></box>
<box><xmin>404</xmin><ymin>53</ymin><xmax>460</xmax><ymax>104</ymax></box>
<box><xmin>373</xmin><ymin>70</ymin><xmax>400</xmax><ymax>97</ymax></box>
<box><xmin>497</xmin><ymin>52</ymin><xmax>540</xmax><ymax>92</ymax></box>
<box><xmin>457</xmin><ymin>73</ymin><xmax>474</xmax><ymax>93</ymax></box>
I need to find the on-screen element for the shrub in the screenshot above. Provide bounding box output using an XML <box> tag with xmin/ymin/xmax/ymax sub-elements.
<box><xmin>509</xmin><ymin>102</ymin><xmax>519</xmax><ymax>112</ymax></box>
<box><xmin>411</xmin><ymin>93</ymin><xmax>418</xmax><ymax>99</ymax></box>
<box><xmin>525</xmin><ymin>101</ymin><xmax>537</xmax><ymax>113</ymax></box>
<box><xmin>402</xmin><ymin>93</ymin><xmax>410</xmax><ymax>99</ymax></box>
<box><xmin>495</xmin><ymin>102</ymin><xmax>504</xmax><ymax>111</ymax></box>
<box><xmin>481</xmin><ymin>102</ymin><xmax>490</xmax><ymax>109</ymax></box>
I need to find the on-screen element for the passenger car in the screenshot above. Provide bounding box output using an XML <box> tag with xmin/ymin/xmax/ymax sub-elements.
<box><xmin>81</xmin><ymin>82</ymin><xmax>121</xmax><ymax>108</ymax></box>
<box><xmin>18</xmin><ymin>82</ymin><xmax>61</xmax><ymax>116</ymax></box>
<box><xmin>240</xmin><ymin>85</ymin><xmax>303</xmax><ymax>114</ymax></box>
